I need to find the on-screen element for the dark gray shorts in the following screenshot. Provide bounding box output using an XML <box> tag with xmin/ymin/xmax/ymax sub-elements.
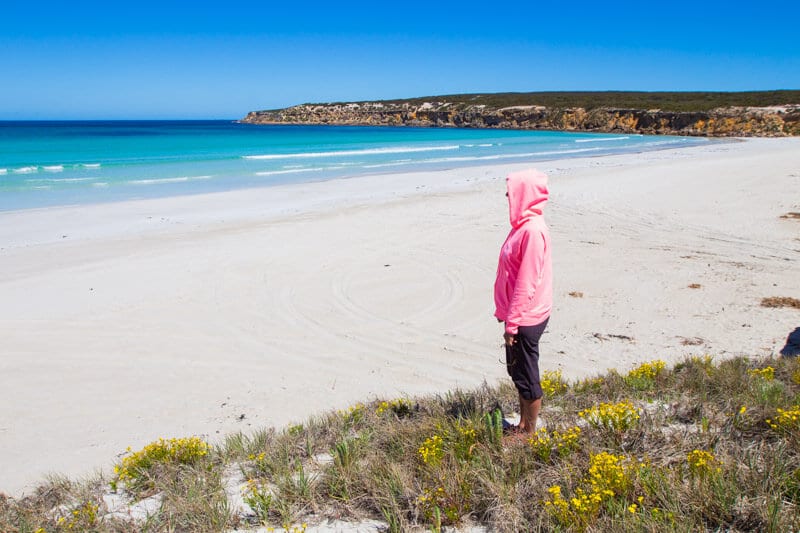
<box><xmin>505</xmin><ymin>318</ymin><xmax>549</xmax><ymax>401</ymax></box>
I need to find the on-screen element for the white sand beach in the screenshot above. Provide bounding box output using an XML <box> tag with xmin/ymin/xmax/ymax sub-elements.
<box><xmin>1</xmin><ymin>138</ymin><xmax>798</xmax><ymax>495</ymax></box>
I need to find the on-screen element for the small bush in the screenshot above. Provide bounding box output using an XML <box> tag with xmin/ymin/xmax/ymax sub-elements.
<box><xmin>541</xmin><ymin>369</ymin><xmax>569</xmax><ymax>396</ymax></box>
<box><xmin>579</xmin><ymin>400</ymin><xmax>640</xmax><ymax>432</ymax></box>
<box><xmin>625</xmin><ymin>360</ymin><xmax>666</xmax><ymax>390</ymax></box>
<box><xmin>112</xmin><ymin>436</ymin><xmax>211</xmax><ymax>493</ymax></box>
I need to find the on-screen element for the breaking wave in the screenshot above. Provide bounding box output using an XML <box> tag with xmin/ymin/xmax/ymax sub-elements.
<box><xmin>243</xmin><ymin>145</ymin><xmax>460</xmax><ymax>160</ymax></box>
<box><xmin>128</xmin><ymin>175</ymin><xmax>212</xmax><ymax>185</ymax></box>
<box><xmin>575</xmin><ymin>136</ymin><xmax>631</xmax><ymax>143</ymax></box>
<box><xmin>12</xmin><ymin>166</ymin><xmax>38</xmax><ymax>174</ymax></box>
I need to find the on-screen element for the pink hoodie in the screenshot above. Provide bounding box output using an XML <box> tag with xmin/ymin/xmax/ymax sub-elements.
<box><xmin>493</xmin><ymin>168</ymin><xmax>553</xmax><ymax>335</ymax></box>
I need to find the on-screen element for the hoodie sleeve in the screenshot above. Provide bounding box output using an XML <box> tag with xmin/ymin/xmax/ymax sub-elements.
<box><xmin>504</xmin><ymin>227</ymin><xmax>547</xmax><ymax>335</ymax></box>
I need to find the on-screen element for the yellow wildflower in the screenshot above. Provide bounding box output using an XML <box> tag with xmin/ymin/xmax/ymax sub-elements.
<box><xmin>687</xmin><ymin>449</ymin><xmax>722</xmax><ymax>479</ymax></box>
<box><xmin>541</xmin><ymin>369</ymin><xmax>568</xmax><ymax>396</ymax></box>
<box><xmin>627</xmin><ymin>360</ymin><xmax>666</xmax><ymax>381</ymax></box>
<box><xmin>579</xmin><ymin>400</ymin><xmax>640</xmax><ymax>431</ymax></box>
<box><xmin>767</xmin><ymin>405</ymin><xmax>800</xmax><ymax>432</ymax></box>
<box><xmin>113</xmin><ymin>436</ymin><xmax>210</xmax><ymax>487</ymax></box>
<box><xmin>418</xmin><ymin>434</ymin><xmax>444</xmax><ymax>466</ymax></box>
<box><xmin>748</xmin><ymin>366</ymin><xmax>775</xmax><ymax>381</ymax></box>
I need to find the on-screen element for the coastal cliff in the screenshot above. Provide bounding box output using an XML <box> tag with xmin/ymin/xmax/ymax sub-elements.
<box><xmin>242</xmin><ymin>92</ymin><xmax>800</xmax><ymax>137</ymax></box>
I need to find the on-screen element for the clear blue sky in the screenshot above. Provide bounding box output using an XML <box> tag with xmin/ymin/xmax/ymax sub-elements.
<box><xmin>2</xmin><ymin>0</ymin><xmax>798</xmax><ymax>119</ymax></box>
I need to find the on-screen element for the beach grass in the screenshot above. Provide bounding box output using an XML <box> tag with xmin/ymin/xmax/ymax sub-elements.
<box><xmin>3</xmin><ymin>354</ymin><xmax>800</xmax><ymax>532</ymax></box>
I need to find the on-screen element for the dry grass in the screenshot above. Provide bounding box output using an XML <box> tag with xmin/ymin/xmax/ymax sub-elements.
<box><xmin>592</xmin><ymin>332</ymin><xmax>635</xmax><ymax>342</ymax></box>
<box><xmin>679</xmin><ymin>336</ymin><xmax>705</xmax><ymax>346</ymax></box>
<box><xmin>688</xmin><ymin>283</ymin><xmax>702</xmax><ymax>289</ymax></box>
<box><xmin>780</xmin><ymin>212</ymin><xmax>800</xmax><ymax>220</ymax></box>
<box><xmin>3</xmin><ymin>355</ymin><xmax>800</xmax><ymax>532</ymax></box>
<box><xmin>761</xmin><ymin>296</ymin><xmax>800</xmax><ymax>309</ymax></box>
<box><xmin>568</xmin><ymin>291</ymin><xmax>584</xmax><ymax>298</ymax></box>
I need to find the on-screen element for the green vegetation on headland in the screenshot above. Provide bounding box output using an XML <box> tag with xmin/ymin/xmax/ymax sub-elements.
<box><xmin>242</xmin><ymin>90</ymin><xmax>800</xmax><ymax>136</ymax></box>
<box><xmin>325</xmin><ymin>90</ymin><xmax>800</xmax><ymax>113</ymax></box>
<box><xmin>4</xmin><ymin>354</ymin><xmax>800</xmax><ymax>532</ymax></box>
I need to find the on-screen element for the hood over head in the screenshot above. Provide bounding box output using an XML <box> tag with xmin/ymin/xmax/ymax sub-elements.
<box><xmin>506</xmin><ymin>168</ymin><xmax>549</xmax><ymax>228</ymax></box>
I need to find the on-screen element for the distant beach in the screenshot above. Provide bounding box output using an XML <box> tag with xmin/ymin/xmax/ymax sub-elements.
<box><xmin>1</xmin><ymin>137</ymin><xmax>798</xmax><ymax>495</ymax></box>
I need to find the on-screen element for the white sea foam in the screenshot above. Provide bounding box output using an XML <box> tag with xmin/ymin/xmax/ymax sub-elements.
<box><xmin>12</xmin><ymin>166</ymin><xmax>38</xmax><ymax>174</ymax></box>
<box><xmin>575</xmin><ymin>136</ymin><xmax>630</xmax><ymax>143</ymax></box>
<box><xmin>535</xmin><ymin>147</ymin><xmax>604</xmax><ymax>156</ymax></box>
<box><xmin>42</xmin><ymin>165</ymin><xmax>64</xmax><ymax>172</ymax></box>
<box><xmin>92</xmin><ymin>182</ymin><xmax>109</xmax><ymax>188</ymax></box>
<box><xmin>129</xmin><ymin>175</ymin><xmax>211</xmax><ymax>185</ymax></box>
<box><xmin>362</xmin><ymin>161</ymin><xmax>416</xmax><ymax>169</ymax></box>
<box><xmin>640</xmin><ymin>138</ymin><xmax>695</xmax><ymax>147</ymax></box>
<box><xmin>243</xmin><ymin>145</ymin><xmax>460</xmax><ymax>160</ymax></box>
<box><xmin>362</xmin><ymin>158</ymin><xmax>412</xmax><ymax>168</ymax></box>
<box><xmin>351</xmin><ymin>147</ymin><xmax>610</xmax><ymax>169</ymax></box>
<box><xmin>130</xmin><ymin>177</ymin><xmax>189</xmax><ymax>185</ymax></box>
<box><xmin>421</xmin><ymin>147</ymin><xmax>605</xmax><ymax>164</ymax></box>
<box><xmin>255</xmin><ymin>168</ymin><xmax>324</xmax><ymax>177</ymax></box>
<box><xmin>0</xmin><ymin>169</ymin><xmax>7</xmax><ymax>175</ymax></box>
<box><xmin>424</xmin><ymin>155</ymin><xmax>505</xmax><ymax>164</ymax></box>
<box><xmin>26</xmin><ymin>177</ymin><xmax>95</xmax><ymax>183</ymax></box>
<box><xmin>359</xmin><ymin>147</ymin><xmax>606</xmax><ymax>168</ymax></box>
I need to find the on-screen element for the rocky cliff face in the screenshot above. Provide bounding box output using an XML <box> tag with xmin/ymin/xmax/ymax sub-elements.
<box><xmin>242</xmin><ymin>102</ymin><xmax>800</xmax><ymax>136</ymax></box>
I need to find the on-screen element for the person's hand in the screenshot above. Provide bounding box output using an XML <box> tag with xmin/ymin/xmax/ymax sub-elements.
<box><xmin>503</xmin><ymin>332</ymin><xmax>516</xmax><ymax>346</ymax></box>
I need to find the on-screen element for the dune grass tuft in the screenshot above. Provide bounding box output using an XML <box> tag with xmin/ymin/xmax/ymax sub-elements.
<box><xmin>761</xmin><ymin>296</ymin><xmax>800</xmax><ymax>309</ymax></box>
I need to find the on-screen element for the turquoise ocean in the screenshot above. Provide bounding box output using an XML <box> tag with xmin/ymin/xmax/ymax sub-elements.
<box><xmin>0</xmin><ymin>121</ymin><xmax>709</xmax><ymax>211</ymax></box>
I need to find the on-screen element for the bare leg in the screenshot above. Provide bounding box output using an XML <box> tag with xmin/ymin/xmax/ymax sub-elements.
<box><xmin>518</xmin><ymin>395</ymin><xmax>542</xmax><ymax>434</ymax></box>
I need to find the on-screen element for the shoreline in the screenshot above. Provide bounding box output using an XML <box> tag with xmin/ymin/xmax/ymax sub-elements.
<box><xmin>0</xmin><ymin>127</ymin><xmax>710</xmax><ymax>216</ymax></box>
<box><xmin>2</xmin><ymin>138</ymin><xmax>799</xmax><ymax>495</ymax></box>
<box><xmin>0</xmin><ymin>136</ymin><xmax>718</xmax><ymax>249</ymax></box>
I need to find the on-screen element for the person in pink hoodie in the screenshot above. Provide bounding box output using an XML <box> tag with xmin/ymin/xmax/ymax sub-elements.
<box><xmin>494</xmin><ymin>168</ymin><xmax>553</xmax><ymax>434</ymax></box>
